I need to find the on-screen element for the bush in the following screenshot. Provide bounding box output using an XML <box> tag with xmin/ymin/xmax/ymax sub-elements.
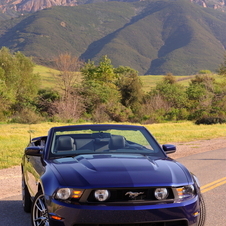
<box><xmin>10</xmin><ymin>108</ymin><xmax>42</xmax><ymax>124</ymax></box>
<box><xmin>105</xmin><ymin>101</ymin><xmax>133</xmax><ymax>122</ymax></box>
<box><xmin>198</xmin><ymin>70</ymin><xmax>212</xmax><ymax>74</ymax></box>
<box><xmin>165</xmin><ymin>108</ymin><xmax>189</xmax><ymax>121</ymax></box>
<box><xmin>92</xmin><ymin>104</ymin><xmax>111</xmax><ymax>123</ymax></box>
<box><xmin>195</xmin><ymin>116</ymin><xmax>226</xmax><ymax>125</ymax></box>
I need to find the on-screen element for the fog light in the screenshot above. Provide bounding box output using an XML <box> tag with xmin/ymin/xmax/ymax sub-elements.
<box><xmin>94</xmin><ymin>190</ymin><xmax>110</xmax><ymax>201</ymax></box>
<box><xmin>154</xmin><ymin>188</ymin><xmax>168</xmax><ymax>200</ymax></box>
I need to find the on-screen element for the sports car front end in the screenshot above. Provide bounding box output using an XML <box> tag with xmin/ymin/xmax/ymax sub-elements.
<box><xmin>43</xmin><ymin>154</ymin><xmax>201</xmax><ymax>226</ymax></box>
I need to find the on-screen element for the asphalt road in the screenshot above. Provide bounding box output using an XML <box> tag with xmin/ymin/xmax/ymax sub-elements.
<box><xmin>1</xmin><ymin>148</ymin><xmax>226</xmax><ymax>226</ymax></box>
<box><xmin>178</xmin><ymin>147</ymin><xmax>226</xmax><ymax>226</ymax></box>
<box><xmin>0</xmin><ymin>195</ymin><xmax>31</xmax><ymax>225</ymax></box>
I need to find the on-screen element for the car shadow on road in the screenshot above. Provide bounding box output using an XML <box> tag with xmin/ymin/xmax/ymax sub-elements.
<box><xmin>0</xmin><ymin>198</ymin><xmax>31</xmax><ymax>226</ymax></box>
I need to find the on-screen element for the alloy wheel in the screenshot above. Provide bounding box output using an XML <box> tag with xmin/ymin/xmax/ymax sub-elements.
<box><xmin>32</xmin><ymin>191</ymin><xmax>49</xmax><ymax>226</ymax></box>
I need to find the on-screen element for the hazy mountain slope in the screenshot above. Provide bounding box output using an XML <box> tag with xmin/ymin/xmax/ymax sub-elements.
<box><xmin>191</xmin><ymin>0</ymin><xmax>226</xmax><ymax>10</ymax></box>
<box><xmin>148</xmin><ymin>0</ymin><xmax>226</xmax><ymax>74</ymax></box>
<box><xmin>0</xmin><ymin>0</ymin><xmax>226</xmax><ymax>13</ymax></box>
<box><xmin>82</xmin><ymin>0</ymin><xmax>226</xmax><ymax>74</ymax></box>
<box><xmin>0</xmin><ymin>2</ymin><xmax>135</xmax><ymax>60</ymax></box>
<box><xmin>1</xmin><ymin>0</ymin><xmax>226</xmax><ymax>74</ymax></box>
<box><xmin>0</xmin><ymin>0</ymin><xmax>78</xmax><ymax>13</ymax></box>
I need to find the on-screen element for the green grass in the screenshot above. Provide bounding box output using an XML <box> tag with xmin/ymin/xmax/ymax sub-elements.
<box><xmin>145</xmin><ymin>122</ymin><xmax>226</xmax><ymax>143</ymax></box>
<box><xmin>140</xmin><ymin>75</ymin><xmax>194</xmax><ymax>92</ymax></box>
<box><xmin>34</xmin><ymin>65</ymin><xmax>59</xmax><ymax>89</ymax></box>
<box><xmin>139</xmin><ymin>73</ymin><xmax>224</xmax><ymax>92</ymax></box>
<box><xmin>1</xmin><ymin>121</ymin><xmax>226</xmax><ymax>169</ymax></box>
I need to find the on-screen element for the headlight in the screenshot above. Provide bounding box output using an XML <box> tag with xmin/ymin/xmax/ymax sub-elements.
<box><xmin>176</xmin><ymin>185</ymin><xmax>195</xmax><ymax>200</ymax></box>
<box><xmin>55</xmin><ymin>188</ymin><xmax>83</xmax><ymax>200</ymax></box>
<box><xmin>94</xmin><ymin>190</ymin><xmax>110</xmax><ymax>201</ymax></box>
<box><xmin>154</xmin><ymin>188</ymin><xmax>168</xmax><ymax>200</ymax></box>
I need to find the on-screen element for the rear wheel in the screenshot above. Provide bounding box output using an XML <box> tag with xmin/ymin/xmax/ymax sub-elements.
<box><xmin>198</xmin><ymin>194</ymin><xmax>206</xmax><ymax>226</ymax></box>
<box><xmin>22</xmin><ymin>175</ymin><xmax>31</xmax><ymax>213</ymax></box>
<box><xmin>31</xmin><ymin>190</ymin><xmax>50</xmax><ymax>226</ymax></box>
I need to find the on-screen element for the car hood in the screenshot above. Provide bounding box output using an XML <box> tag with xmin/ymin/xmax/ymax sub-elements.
<box><xmin>50</xmin><ymin>154</ymin><xmax>191</xmax><ymax>188</ymax></box>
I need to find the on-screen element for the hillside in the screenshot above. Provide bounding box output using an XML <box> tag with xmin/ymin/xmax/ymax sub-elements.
<box><xmin>0</xmin><ymin>0</ymin><xmax>226</xmax><ymax>13</ymax></box>
<box><xmin>1</xmin><ymin>0</ymin><xmax>226</xmax><ymax>75</ymax></box>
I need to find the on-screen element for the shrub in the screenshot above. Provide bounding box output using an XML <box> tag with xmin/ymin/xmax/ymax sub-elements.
<box><xmin>195</xmin><ymin>116</ymin><xmax>226</xmax><ymax>125</ymax></box>
<box><xmin>198</xmin><ymin>70</ymin><xmax>212</xmax><ymax>74</ymax></box>
<box><xmin>92</xmin><ymin>104</ymin><xmax>111</xmax><ymax>123</ymax></box>
<box><xmin>10</xmin><ymin>108</ymin><xmax>42</xmax><ymax>124</ymax></box>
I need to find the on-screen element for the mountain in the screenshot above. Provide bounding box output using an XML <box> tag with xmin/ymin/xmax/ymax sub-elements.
<box><xmin>0</xmin><ymin>0</ymin><xmax>78</xmax><ymax>13</ymax></box>
<box><xmin>0</xmin><ymin>0</ymin><xmax>226</xmax><ymax>75</ymax></box>
<box><xmin>0</xmin><ymin>0</ymin><xmax>226</xmax><ymax>13</ymax></box>
<box><xmin>191</xmin><ymin>0</ymin><xmax>226</xmax><ymax>11</ymax></box>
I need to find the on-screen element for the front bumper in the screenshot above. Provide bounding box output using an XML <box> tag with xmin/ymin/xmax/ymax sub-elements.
<box><xmin>47</xmin><ymin>197</ymin><xmax>199</xmax><ymax>226</ymax></box>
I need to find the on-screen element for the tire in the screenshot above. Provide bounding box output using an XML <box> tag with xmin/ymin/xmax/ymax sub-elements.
<box><xmin>198</xmin><ymin>194</ymin><xmax>206</xmax><ymax>226</ymax></box>
<box><xmin>22</xmin><ymin>175</ymin><xmax>31</xmax><ymax>213</ymax></box>
<box><xmin>31</xmin><ymin>190</ymin><xmax>50</xmax><ymax>226</ymax></box>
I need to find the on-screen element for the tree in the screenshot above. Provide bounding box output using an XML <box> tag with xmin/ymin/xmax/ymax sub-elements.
<box><xmin>35</xmin><ymin>88</ymin><xmax>60</xmax><ymax>117</ymax></box>
<box><xmin>115</xmin><ymin>66</ymin><xmax>143</xmax><ymax>113</ymax></box>
<box><xmin>80</xmin><ymin>56</ymin><xmax>137</xmax><ymax>122</ymax></box>
<box><xmin>54</xmin><ymin>53</ymin><xmax>83</xmax><ymax>99</ymax></box>
<box><xmin>81</xmin><ymin>56</ymin><xmax>120</xmax><ymax>111</ymax></box>
<box><xmin>53</xmin><ymin>53</ymin><xmax>84</xmax><ymax>121</ymax></box>
<box><xmin>217</xmin><ymin>53</ymin><xmax>226</xmax><ymax>76</ymax></box>
<box><xmin>144</xmin><ymin>75</ymin><xmax>188</xmax><ymax>121</ymax></box>
<box><xmin>81</xmin><ymin>55</ymin><xmax>117</xmax><ymax>88</ymax></box>
<box><xmin>0</xmin><ymin>47</ymin><xmax>40</xmax><ymax>118</ymax></box>
<box><xmin>163</xmin><ymin>73</ymin><xmax>176</xmax><ymax>84</ymax></box>
<box><xmin>186</xmin><ymin>75</ymin><xmax>215</xmax><ymax>120</ymax></box>
<box><xmin>153</xmin><ymin>77</ymin><xmax>187</xmax><ymax>109</ymax></box>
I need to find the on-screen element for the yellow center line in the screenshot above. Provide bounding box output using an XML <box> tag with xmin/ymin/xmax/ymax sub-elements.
<box><xmin>201</xmin><ymin>177</ymin><xmax>226</xmax><ymax>193</ymax></box>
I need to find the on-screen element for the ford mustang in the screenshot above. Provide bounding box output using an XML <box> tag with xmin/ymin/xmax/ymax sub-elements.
<box><xmin>21</xmin><ymin>124</ymin><xmax>206</xmax><ymax>226</ymax></box>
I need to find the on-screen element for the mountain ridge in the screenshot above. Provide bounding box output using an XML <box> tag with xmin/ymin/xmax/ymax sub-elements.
<box><xmin>0</xmin><ymin>0</ymin><xmax>226</xmax><ymax>75</ymax></box>
<box><xmin>0</xmin><ymin>0</ymin><xmax>226</xmax><ymax>13</ymax></box>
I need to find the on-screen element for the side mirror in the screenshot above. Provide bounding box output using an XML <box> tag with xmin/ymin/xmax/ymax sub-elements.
<box><xmin>25</xmin><ymin>146</ymin><xmax>43</xmax><ymax>156</ymax></box>
<box><xmin>162</xmin><ymin>144</ymin><xmax>176</xmax><ymax>154</ymax></box>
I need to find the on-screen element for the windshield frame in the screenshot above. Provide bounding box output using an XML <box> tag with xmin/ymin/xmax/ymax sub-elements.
<box><xmin>46</xmin><ymin>124</ymin><xmax>166</xmax><ymax>160</ymax></box>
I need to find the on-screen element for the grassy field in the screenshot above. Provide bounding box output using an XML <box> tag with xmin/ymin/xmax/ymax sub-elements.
<box><xmin>139</xmin><ymin>74</ymin><xmax>194</xmax><ymax>92</ymax></box>
<box><xmin>34</xmin><ymin>65</ymin><xmax>59</xmax><ymax>89</ymax></box>
<box><xmin>34</xmin><ymin>65</ymin><xmax>222</xmax><ymax>92</ymax></box>
<box><xmin>1</xmin><ymin>121</ymin><xmax>226</xmax><ymax>169</ymax></box>
<box><xmin>34</xmin><ymin>64</ymin><xmax>193</xmax><ymax>91</ymax></box>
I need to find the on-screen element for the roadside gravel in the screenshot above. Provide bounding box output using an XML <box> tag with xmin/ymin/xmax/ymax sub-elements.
<box><xmin>1</xmin><ymin>137</ymin><xmax>226</xmax><ymax>200</ymax></box>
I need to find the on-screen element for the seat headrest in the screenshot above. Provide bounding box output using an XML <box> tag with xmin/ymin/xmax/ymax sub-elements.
<box><xmin>109</xmin><ymin>135</ymin><xmax>125</xmax><ymax>150</ymax></box>
<box><xmin>56</xmin><ymin>136</ymin><xmax>74</xmax><ymax>151</ymax></box>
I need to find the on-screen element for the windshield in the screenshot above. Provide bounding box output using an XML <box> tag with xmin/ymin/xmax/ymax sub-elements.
<box><xmin>49</xmin><ymin>126</ymin><xmax>165</xmax><ymax>159</ymax></box>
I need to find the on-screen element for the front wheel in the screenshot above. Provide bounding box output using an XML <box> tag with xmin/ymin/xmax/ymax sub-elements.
<box><xmin>198</xmin><ymin>194</ymin><xmax>206</xmax><ymax>226</ymax></box>
<box><xmin>31</xmin><ymin>190</ymin><xmax>50</xmax><ymax>226</ymax></box>
<box><xmin>22</xmin><ymin>175</ymin><xmax>31</xmax><ymax>213</ymax></box>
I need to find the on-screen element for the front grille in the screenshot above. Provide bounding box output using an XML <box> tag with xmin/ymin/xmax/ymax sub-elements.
<box><xmin>86</xmin><ymin>187</ymin><xmax>174</xmax><ymax>204</ymax></box>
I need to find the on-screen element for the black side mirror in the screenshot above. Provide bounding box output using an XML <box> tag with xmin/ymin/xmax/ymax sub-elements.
<box><xmin>162</xmin><ymin>144</ymin><xmax>176</xmax><ymax>154</ymax></box>
<box><xmin>25</xmin><ymin>146</ymin><xmax>43</xmax><ymax>156</ymax></box>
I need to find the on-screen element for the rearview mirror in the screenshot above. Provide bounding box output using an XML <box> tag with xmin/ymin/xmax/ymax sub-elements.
<box><xmin>162</xmin><ymin>144</ymin><xmax>176</xmax><ymax>154</ymax></box>
<box><xmin>25</xmin><ymin>146</ymin><xmax>43</xmax><ymax>156</ymax></box>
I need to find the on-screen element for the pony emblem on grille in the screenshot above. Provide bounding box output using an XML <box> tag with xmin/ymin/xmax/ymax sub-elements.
<box><xmin>125</xmin><ymin>191</ymin><xmax>144</xmax><ymax>199</ymax></box>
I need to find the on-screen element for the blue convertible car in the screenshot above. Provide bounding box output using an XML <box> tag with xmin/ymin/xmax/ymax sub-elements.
<box><xmin>21</xmin><ymin>124</ymin><xmax>206</xmax><ymax>226</ymax></box>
